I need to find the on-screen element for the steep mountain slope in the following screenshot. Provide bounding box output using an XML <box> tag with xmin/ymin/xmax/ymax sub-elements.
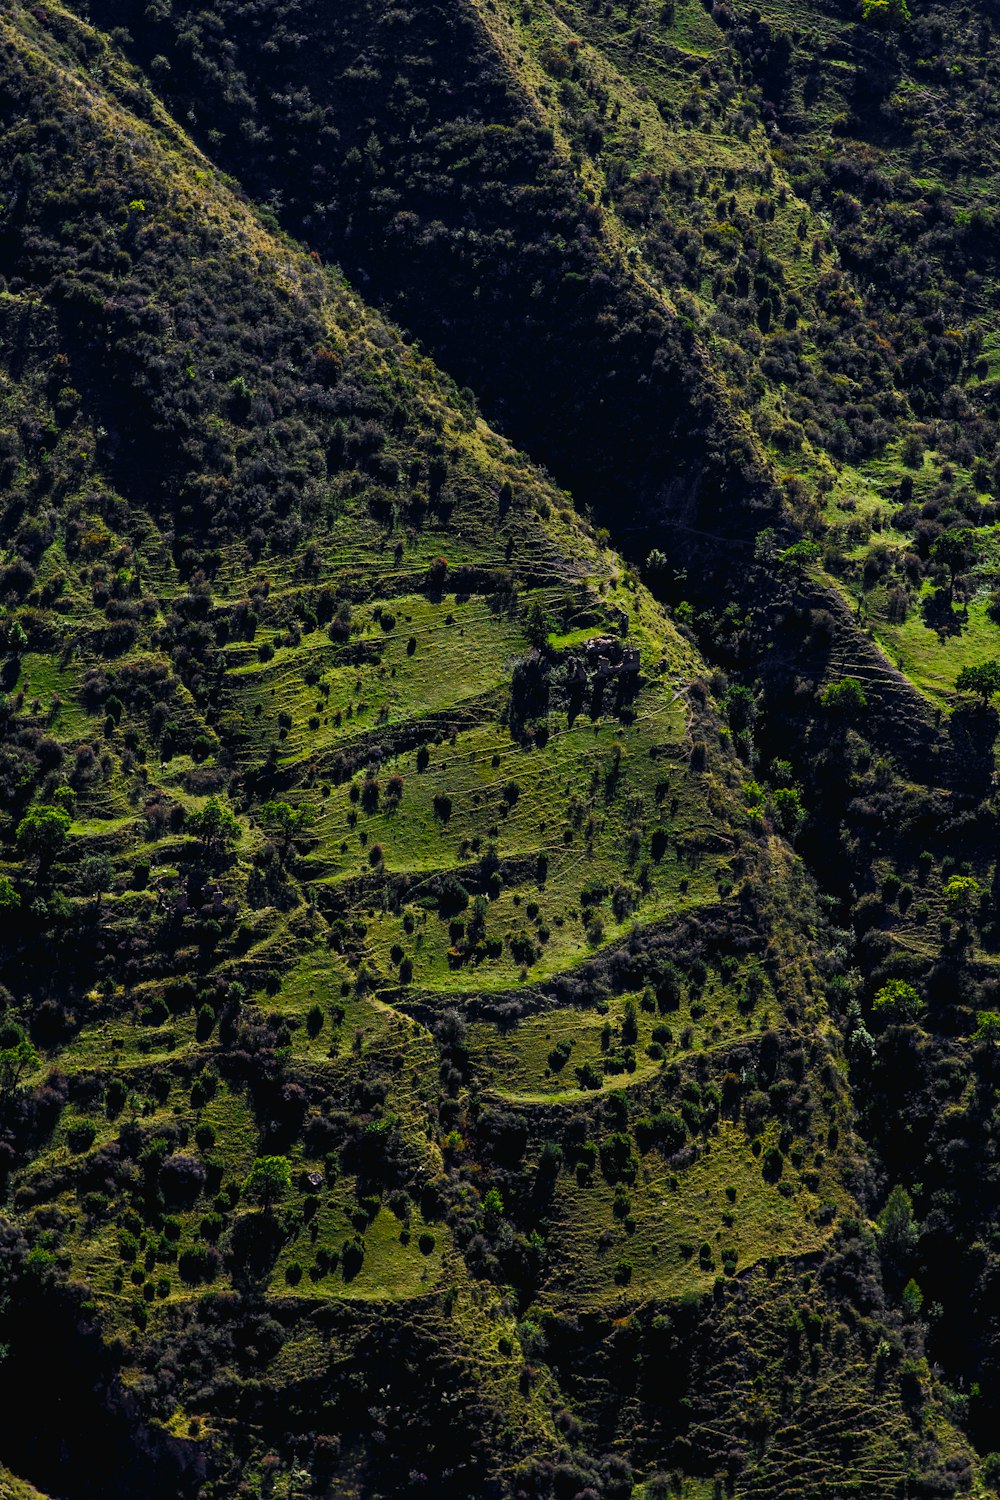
<box><xmin>0</xmin><ymin>2</ymin><xmax>996</xmax><ymax>1499</ymax></box>
<box><xmin>57</xmin><ymin>0</ymin><xmax>1000</xmax><ymax>1463</ymax></box>
<box><xmin>66</xmin><ymin>0</ymin><xmax>1000</xmax><ymax>822</ymax></box>
<box><xmin>69</xmin><ymin>0</ymin><xmax>771</xmax><ymax>539</ymax></box>
<box><xmin>75</xmin><ymin>0</ymin><xmax>1000</xmax><ymax>690</ymax></box>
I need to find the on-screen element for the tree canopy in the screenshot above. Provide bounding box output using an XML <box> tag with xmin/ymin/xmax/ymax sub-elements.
<box><xmin>974</xmin><ymin>1011</ymin><xmax>1000</xmax><ymax>1046</ymax></box>
<box><xmin>242</xmin><ymin>1155</ymin><xmax>292</xmax><ymax>1209</ymax></box>
<box><xmin>931</xmin><ymin>527</ymin><xmax>976</xmax><ymax>592</ymax></box>
<box><xmin>258</xmin><ymin>800</ymin><xmax>316</xmax><ymax>854</ymax></box>
<box><xmin>872</xmin><ymin>979</ymin><xmax>922</xmax><ymax>1024</ymax></box>
<box><xmin>819</xmin><ymin>676</ymin><xmax>868</xmax><ymax>717</ymax></box>
<box><xmin>943</xmin><ymin>875</ymin><xmax>982</xmax><ymax>922</ymax></box>
<box><xmin>0</xmin><ymin>1025</ymin><xmax>38</xmax><ymax>1100</ymax></box>
<box><xmin>16</xmin><ymin>805</ymin><xmax>71</xmax><ymax>863</ymax></box>
<box><xmin>956</xmin><ymin>659</ymin><xmax>1000</xmax><ymax>704</ymax></box>
<box><xmin>187</xmin><ymin>797</ymin><xmax>242</xmax><ymax>852</ymax></box>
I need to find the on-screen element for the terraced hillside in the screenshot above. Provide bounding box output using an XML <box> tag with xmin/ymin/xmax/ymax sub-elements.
<box><xmin>78</xmin><ymin>0</ymin><xmax>1000</xmax><ymax>707</ymax></box>
<box><xmin>0</xmin><ymin>1</ymin><xmax>997</xmax><ymax>1498</ymax></box>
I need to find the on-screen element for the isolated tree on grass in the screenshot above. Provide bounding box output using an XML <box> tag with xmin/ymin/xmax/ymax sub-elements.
<box><xmin>525</xmin><ymin>598</ymin><xmax>553</xmax><ymax>648</ymax></box>
<box><xmin>956</xmin><ymin>659</ymin><xmax>1000</xmax><ymax>706</ymax></box>
<box><xmin>243</xmin><ymin>1155</ymin><xmax>292</xmax><ymax>1211</ymax></box>
<box><xmin>778</xmin><ymin>538</ymin><xmax>820</xmax><ymax>581</ymax></box>
<box><xmin>931</xmin><ymin>527</ymin><xmax>975</xmax><ymax>599</ymax></box>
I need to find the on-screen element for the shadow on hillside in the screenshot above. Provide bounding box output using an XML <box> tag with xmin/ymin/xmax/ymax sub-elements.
<box><xmin>0</xmin><ymin>1266</ymin><xmax>204</xmax><ymax>1499</ymax></box>
<box><xmin>921</xmin><ymin>588</ymin><xmax>966</xmax><ymax>641</ymax></box>
<box><xmin>947</xmin><ymin>703</ymin><xmax>998</xmax><ymax>796</ymax></box>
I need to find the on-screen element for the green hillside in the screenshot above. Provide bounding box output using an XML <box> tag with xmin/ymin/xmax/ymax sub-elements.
<box><xmin>0</xmin><ymin>1</ymin><xmax>998</xmax><ymax>1497</ymax></box>
<box><xmin>77</xmin><ymin>0</ymin><xmax>1000</xmax><ymax>700</ymax></box>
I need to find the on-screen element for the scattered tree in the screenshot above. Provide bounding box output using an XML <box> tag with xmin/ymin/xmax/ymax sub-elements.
<box><xmin>901</xmin><ymin>1277</ymin><xmax>923</xmax><ymax>1319</ymax></box>
<box><xmin>931</xmin><ymin>527</ymin><xmax>975</xmax><ymax>598</ymax></box>
<box><xmin>80</xmin><ymin>854</ymin><xmax>114</xmax><ymax>912</ymax></box>
<box><xmin>187</xmin><ymin>797</ymin><xmax>241</xmax><ymax>854</ymax></box>
<box><xmin>0</xmin><ymin>1026</ymin><xmax>39</xmax><ymax>1100</ymax></box>
<box><xmin>943</xmin><ymin>874</ymin><xmax>981</xmax><ymax>923</ymax></box>
<box><xmin>778</xmin><ymin>538</ymin><xmax>820</xmax><ymax>577</ymax></box>
<box><xmin>769</xmin><ymin>786</ymin><xmax>805</xmax><ymax>838</ymax></box>
<box><xmin>861</xmin><ymin>0</ymin><xmax>910</xmax><ymax>29</ymax></box>
<box><xmin>872</xmin><ymin>979</ymin><xmax>922</xmax><ymax>1024</ymax></box>
<box><xmin>525</xmin><ymin>599</ymin><xmax>552</xmax><ymax>648</ymax></box>
<box><xmin>258</xmin><ymin>800</ymin><xmax>316</xmax><ymax>858</ymax></box>
<box><xmin>242</xmin><ymin>1155</ymin><xmax>292</xmax><ymax>1210</ymax></box>
<box><xmin>973</xmin><ymin>1010</ymin><xmax>1000</xmax><ymax>1047</ymax></box>
<box><xmin>16</xmin><ymin>805</ymin><xmax>71</xmax><ymax>864</ymax></box>
<box><xmin>955</xmin><ymin>660</ymin><xmax>1000</xmax><ymax>705</ymax></box>
<box><xmin>820</xmin><ymin>677</ymin><xmax>868</xmax><ymax>718</ymax></box>
<box><xmin>878</xmin><ymin>1184</ymin><xmax>918</xmax><ymax>1279</ymax></box>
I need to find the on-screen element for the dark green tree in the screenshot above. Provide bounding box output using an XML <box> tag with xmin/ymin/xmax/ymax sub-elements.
<box><xmin>878</xmin><ymin>1184</ymin><xmax>918</xmax><ymax>1284</ymax></box>
<box><xmin>819</xmin><ymin>676</ymin><xmax>868</xmax><ymax>718</ymax></box>
<box><xmin>16</xmin><ymin>805</ymin><xmax>71</xmax><ymax>865</ymax></box>
<box><xmin>258</xmin><ymin>799</ymin><xmax>315</xmax><ymax>859</ymax></box>
<box><xmin>187</xmin><ymin>797</ymin><xmax>241</xmax><ymax>854</ymax></box>
<box><xmin>956</xmin><ymin>659</ymin><xmax>1000</xmax><ymax>705</ymax></box>
<box><xmin>0</xmin><ymin>1026</ymin><xmax>39</xmax><ymax>1100</ymax></box>
<box><xmin>242</xmin><ymin>1155</ymin><xmax>292</xmax><ymax>1210</ymax></box>
<box><xmin>80</xmin><ymin>854</ymin><xmax>114</xmax><ymax>913</ymax></box>
<box><xmin>524</xmin><ymin>598</ymin><xmax>553</xmax><ymax>648</ymax></box>
<box><xmin>931</xmin><ymin>528</ymin><xmax>975</xmax><ymax>598</ymax></box>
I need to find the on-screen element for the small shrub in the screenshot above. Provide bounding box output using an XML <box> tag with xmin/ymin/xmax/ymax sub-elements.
<box><xmin>66</xmin><ymin>1122</ymin><xmax>97</xmax><ymax>1153</ymax></box>
<box><xmin>178</xmin><ymin>1245</ymin><xmax>219</xmax><ymax>1284</ymax></box>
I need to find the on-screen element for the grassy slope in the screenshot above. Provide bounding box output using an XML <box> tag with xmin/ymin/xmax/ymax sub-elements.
<box><xmin>66</xmin><ymin>0</ymin><xmax>1000</xmax><ymax>742</ymax></box>
<box><xmin>0</xmin><ymin>1473</ymin><xmax>53</xmax><ymax>1500</ymax></box>
<box><xmin>485</xmin><ymin>0</ymin><xmax>1000</xmax><ymax>713</ymax></box>
<box><xmin>0</xmin><ymin>3</ymin><xmax>985</xmax><ymax>1497</ymax></box>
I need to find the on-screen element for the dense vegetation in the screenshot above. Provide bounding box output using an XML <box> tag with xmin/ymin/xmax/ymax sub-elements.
<box><xmin>1</xmin><ymin>0</ymin><xmax>1000</xmax><ymax>1496</ymax></box>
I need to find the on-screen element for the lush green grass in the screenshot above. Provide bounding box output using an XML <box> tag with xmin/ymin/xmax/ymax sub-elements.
<box><xmin>541</xmin><ymin>1120</ymin><xmax>839</xmax><ymax>1309</ymax></box>
<box><xmin>15</xmin><ymin>654</ymin><xmax>91</xmax><ymax>739</ymax></box>
<box><xmin>468</xmin><ymin>961</ymin><xmax>776</xmax><ymax>1102</ymax></box>
<box><xmin>267</xmin><ymin>1201</ymin><xmax>447</xmax><ymax>1302</ymax></box>
<box><xmin>873</xmin><ymin>596</ymin><xmax>1000</xmax><ymax>708</ymax></box>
